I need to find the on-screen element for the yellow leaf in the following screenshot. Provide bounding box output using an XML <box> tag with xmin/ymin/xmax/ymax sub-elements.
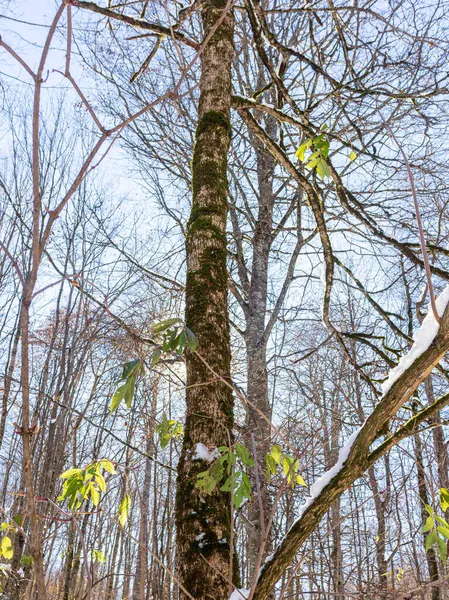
<box><xmin>1</xmin><ymin>536</ymin><xmax>13</xmax><ymax>560</ymax></box>
<box><xmin>60</xmin><ymin>468</ymin><xmax>82</xmax><ymax>479</ymax></box>
<box><xmin>118</xmin><ymin>494</ymin><xmax>130</xmax><ymax>527</ymax></box>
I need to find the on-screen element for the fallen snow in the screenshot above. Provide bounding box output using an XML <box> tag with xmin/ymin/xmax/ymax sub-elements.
<box><xmin>381</xmin><ymin>285</ymin><xmax>449</xmax><ymax>396</ymax></box>
<box><xmin>193</xmin><ymin>443</ymin><xmax>219</xmax><ymax>463</ymax></box>
<box><xmin>229</xmin><ymin>589</ymin><xmax>250</xmax><ymax>600</ymax></box>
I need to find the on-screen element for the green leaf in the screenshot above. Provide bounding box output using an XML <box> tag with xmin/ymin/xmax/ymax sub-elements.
<box><xmin>282</xmin><ymin>456</ymin><xmax>293</xmax><ymax>478</ymax></box>
<box><xmin>437</xmin><ymin>525</ymin><xmax>449</xmax><ymax>540</ymax></box>
<box><xmin>13</xmin><ymin>514</ymin><xmax>23</xmax><ymax>527</ymax></box>
<box><xmin>434</xmin><ymin>514</ymin><xmax>448</xmax><ymax>527</ymax></box>
<box><xmin>118</xmin><ymin>494</ymin><xmax>130</xmax><ymax>527</ymax></box>
<box><xmin>305</xmin><ymin>157</ymin><xmax>320</xmax><ymax>169</ymax></box>
<box><xmin>152</xmin><ymin>318</ymin><xmax>182</xmax><ymax>334</ymax></box>
<box><xmin>317</xmin><ymin>139</ymin><xmax>330</xmax><ymax>158</ymax></box>
<box><xmin>316</xmin><ymin>158</ymin><xmax>330</xmax><ymax>179</ymax></box>
<box><xmin>220</xmin><ymin>476</ymin><xmax>232</xmax><ymax>492</ymax></box>
<box><xmin>176</xmin><ymin>330</ymin><xmax>187</xmax><ymax>355</ymax></box>
<box><xmin>100</xmin><ymin>459</ymin><xmax>116</xmax><ymax>474</ymax></box>
<box><xmin>425</xmin><ymin>530</ymin><xmax>437</xmax><ymax>551</ymax></box>
<box><xmin>149</xmin><ymin>348</ymin><xmax>162</xmax><ymax>367</ymax></box>
<box><xmin>437</xmin><ymin>535</ymin><xmax>447</xmax><ymax>563</ymax></box>
<box><xmin>349</xmin><ymin>150</ymin><xmax>357</xmax><ymax>161</ymax></box>
<box><xmin>111</xmin><ymin>375</ymin><xmax>135</xmax><ymax>412</ymax></box>
<box><xmin>90</xmin><ymin>484</ymin><xmax>100</xmax><ymax>507</ymax></box>
<box><xmin>1</xmin><ymin>536</ymin><xmax>13</xmax><ymax>560</ymax></box>
<box><xmin>92</xmin><ymin>549</ymin><xmax>106</xmax><ymax>563</ymax></box>
<box><xmin>296</xmin><ymin>139</ymin><xmax>313</xmax><ymax>162</ymax></box>
<box><xmin>95</xmin><ymin>474</ymin><xmax>106</xmax><ymax>492</ymax></box>
<box><xmin>235</xmin><ymin>443</ymin><xmax>254</xmax><ymax>467</ymax></box>
<box><xmin>295</xmin><ymin>473</ymin><xmax>307</xmax><ymax>486</ymax></box>
<box><xmin>422</xmin><ymin>516</ymin><xmax>434</xmax><ymax>533</ymax></box>
<box><xmin>241</xmin><ymin>472</ymin><xmax>251</xmax><ymax>494</ymax></box>
<box><xmin>270</xmin><ymin>445</ymin><xmax>282</xmax><ymax>465</ymax></box>
<box><xmin>110</xmin><ymin>360</ymin><xmax>143</xmax><ymax>412</ymax></box>
<box><xmin>21</xmin><ymin>554</ymin><xmax>33</xmax><ymax>566</ymax></box>
<box><xmin>234</xmin><ymin>487</ymin><xmax>244</xmax><ymax>509</ymax></box>
<box><xmin>441</xmin><ymin>488</ymin><xmax>449</xmax><ymax>512</ymax></box>
<box><xmin>59</xmin><ymin>476</ymin><xmax>83</xmax><ymax>509</ymax></box>
<box><xmin>121</xmin><ymin>359</ymin><xmax>141</xmax><ymax>380</ymax></box>
<box><xmin>60</xmin><ymin>468</ymin><xmax>82</xmax><ymax>479</ymax></box>
<box><xmin>156</xmin><ymin>414</ymin><xmax>183</xmax><ymax>449</ymax></box>
<box><xmin>185</xmin><ymin>327</ymin><xmax>198</xmax><ymax>351</ymax></box>
<box><xmin>266</xmin><ymin>454</ymin><xmax>277</xmax><ymax>477</ymax></box>
<box><xmin>209</xmin><ymin>460</ymin><xmax>225</xmax><ymax>483</ymax></box>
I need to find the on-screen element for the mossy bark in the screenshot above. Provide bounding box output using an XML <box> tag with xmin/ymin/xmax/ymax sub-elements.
<box><xmin>175</xmin><ymin>2</ymin><xmax>238</xmax><ymax>599</ymax></box>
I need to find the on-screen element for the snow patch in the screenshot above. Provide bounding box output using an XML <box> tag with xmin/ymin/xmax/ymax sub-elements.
<box><xmin>193</xmin><ymin>443</ymin><xmax>219</xmax><ymax>462</ymax></box>
<box><xmin>229</xmin><ymin>589</ymin><xmax>250</xmax><ymax>600</ymax></box>
<box><xmin>381</xmin><ymin>285</ymin><xmax>449</xmax><ymax>396</ymax></box>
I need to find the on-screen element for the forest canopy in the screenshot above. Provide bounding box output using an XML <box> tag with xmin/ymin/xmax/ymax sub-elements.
<box><xmin>2</xmin><ymin>1</ymin><xmax>449</xmax><ymax>599</ymax></box>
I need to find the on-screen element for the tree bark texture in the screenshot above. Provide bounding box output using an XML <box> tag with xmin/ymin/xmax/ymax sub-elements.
<box><xmin>244</xmin><ymin>112</ymin><xmax>276</xmax><ymax>577</ymax></box>
<box><xmin>175</xmin><ymin>2</ymin><xmax>237</xmax><ymax>599</ymax></box>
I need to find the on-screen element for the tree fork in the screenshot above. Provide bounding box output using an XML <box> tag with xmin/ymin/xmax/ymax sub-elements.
<box><xmin>175</xmin><ymin>1</ymin><xmax>238</xmax><ymax>599</ymax></box>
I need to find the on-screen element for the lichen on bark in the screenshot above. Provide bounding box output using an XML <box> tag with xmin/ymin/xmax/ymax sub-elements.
<box><xmin>175</xmin><ymin>1</ymin><xmax>239</xmax><ymax>599</ymax></box>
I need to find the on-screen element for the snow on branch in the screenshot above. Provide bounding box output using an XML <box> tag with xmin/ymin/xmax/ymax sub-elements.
<box><xmin>381</xmin><ymin>285</ymin><xmax>449</xmax><ymax>395</ymax></box>
<box><xmin>279</xmin><ymin>285</ymin><xmax>449</xmax><ymax>538</ymax></box>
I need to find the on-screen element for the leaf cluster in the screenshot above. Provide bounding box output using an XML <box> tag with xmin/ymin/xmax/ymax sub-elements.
<box><xmin>156</xmin><ymin>413</ymin><xmax>184</xmax><ymax>449</ymax></box>
<box><xmin>266</xmin><ymin>444</ymin><xmax>307</xmax><ymax>489</ymax></box>
<box><xmin>110</xmin><ymin>319</ymin><xmax>198</xmax><ymax>413</ymax></box>
<box><xmin>0</xmin><ymin>523</ymin><xmax>13</xmax><ymax>561</ymax></box>
<box><xmin>296</xmin><ymin>128</ymin><xmax>330</xmax><ymax>180</ymax></box>
<box><xmin>422</xmin><ymin>488</ymin><xmax>449</xmax><ymax>563</ymax></box>
<box><xmin>195</xmin><ymin>443</ymin><xmax>254</xmax><ymax>509</ymax></box>
<box><xmin>58</xmin><ymin>459</ymin><xmax>116</xmax><ymax>510</ymax></box>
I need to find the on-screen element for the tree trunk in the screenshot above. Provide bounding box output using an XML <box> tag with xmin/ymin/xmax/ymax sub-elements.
<box><xmin>426</xmin><ymin>377</ymin><xmax>449</xmax><ymax>493</ymax></box>
<box><xmin>132</xmin><ymin>376</ymin><xmax>158</xmax><ymax>600</ymax></box>
<box><xmin>20</xmin><ymin>298</ymin><xmax>48</xmax><ymax>600</ymax></box>
<box><xmin>368</xmin><ymin>464</ymin><xmax>389</xmax><ymax>599</ymax></box>
<box><xmin>244</xmin><ymin>110</ymin><xmax>276</xmax><ymax>578</ymax></box>
<box><xmin>175</xmin><ymin>1</ymin><xmax>237</xmax><ymax>599</ymax></box>
<box><xmin>413</xmin><ymin>421</ymin><xmax>441</xmax><ymax>600</ymax></box>
<box><xmin>329</xmin><ymin>412</ymin><xmax>344</xmax><ymax>600</ymax></box>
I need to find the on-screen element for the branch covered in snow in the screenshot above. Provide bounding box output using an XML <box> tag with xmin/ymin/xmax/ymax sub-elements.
<box><xmin>252</xmin><ymin>286</ymin><xmax>449</xmax><ymax>600</ymax></box>
<box><xmin>382</xmin><ymin>285</ymin><xmax>449</xmax><ymax>394</ymax></box>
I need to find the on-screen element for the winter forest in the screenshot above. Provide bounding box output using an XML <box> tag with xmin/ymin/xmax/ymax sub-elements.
<box><xmin>2</xmin><ymin>0</ymin><xmax>449</xmax><ymax>599</ymax></box>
